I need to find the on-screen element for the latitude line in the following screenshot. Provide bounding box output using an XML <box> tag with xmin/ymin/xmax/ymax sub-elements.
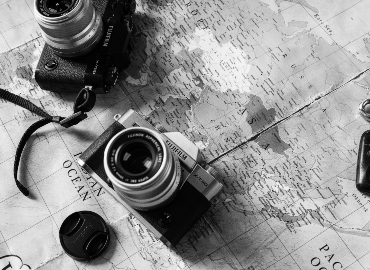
<box><xmin>181</xmin><ymin>18</ymin><xmax>370</xmax><ymax>266</ymax></box>
<box><xmin>0</xmin><ymin>229</ymin><xmax>11</xmax><ymax>257</ymax></box>
<box><xmin>0</xmin><ymin>2</ymin><xmax>370</xmax><ymax>270</ymax></box>
<box><xmin>206</xmin><ymin>46</ymin><xmax>370</xmax><ymax>165</ymax></box>
<box><xmin>199</xmin><ymin>1</ymin><xmax>370</xmax><ymax>258</ymax></box>
<box><xmin>0</xmin><ymin>196</ymin><xmax>80</xmax><ymax>244</ymax></box>
<box><xmin>194</xmin><ymin>3</ymin><xmax>370</xmax><ymax>141</ymax></box>
<box><xmin>333</xmin><ymin>227</ymin><xmax>366</xmax><ymax>270</ymax></box>
<box><xmin>0</xmin><ymin>117</ymin><xmax>80</xmax><ymax>269</ymax></box>
<box><xmin>216</xmin><ymin>158</ymin><xmax>361</xmax><ymax>268</ymax></box>
<box><xmin>255</xmin><ymin>200</ymin><xmax>370</xmax><ymax>269</ymax></box>
<box><xmin>23</xmin><ymin>157</ymin><xmax>81</xmax><ymax>270</ymax></box>
<box><xmin>83</xmin><ymin>93</ymin><xmax>140</xmax><ymax>270</ymax></box>
<box><xmin>52</xmin><ymin>127</ymin><xmax>132</xmax><ymax>268</ymax></box>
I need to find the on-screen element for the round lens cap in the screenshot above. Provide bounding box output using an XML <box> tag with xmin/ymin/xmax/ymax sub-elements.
<box><xmin>59</xmin><ymin>211</ymin><xmax>110</xmax><ymax>261</ymax></box>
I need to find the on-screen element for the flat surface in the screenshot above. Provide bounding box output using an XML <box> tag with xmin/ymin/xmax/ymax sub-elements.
<box><xmin>1</xmin><ymin>0</ymin><xmax>370</xmax><ymax>269</ymax></box>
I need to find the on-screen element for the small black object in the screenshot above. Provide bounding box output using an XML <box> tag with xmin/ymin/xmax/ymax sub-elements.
<box><xmin>59</xmin><ymin>211</ymin><xmax>110</xmax><ymax>261</ymax></box>
<box><xmin>359</xmin><ymin>99</ymin><xmax>370</xmax><ymax>122</ymax></box>
<box><xmin>59</xmin><ymin>111</ymin><xmax>88</xmax><ymax>128</ymax></box>
<box><xmin>73</xmin><ymin>88</ymin><xmax>96</xmax><ymax>113</ymax></box>
<box><xmin>157</xmin><ymin>212</ymin><xmax>173</xmax><ymax>228</ymax></box>
<box><xmin>44</xmin><ymin>59</ymin><xmax>58</xmax><ymax>71</ymax></box>
<box><xmin>356</xmin><ymin>130</ymin><xmax>370</xmax><ymax>194</ymax></box>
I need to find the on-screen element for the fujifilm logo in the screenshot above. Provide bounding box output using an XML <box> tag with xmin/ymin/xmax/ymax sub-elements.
<box><xmin>92</xmin><ymin>60</ymin><xmax>99</xmax><ymax>74</ymax></box>
<box><xmin>166</xmin><ymin>140</ymin><xmax>188</xmax><ymax>161</ymax></box>
<box><xmin>103</xmin><ymin>25</ymin><xmax>114</xmax><ymax>47</ymax></box>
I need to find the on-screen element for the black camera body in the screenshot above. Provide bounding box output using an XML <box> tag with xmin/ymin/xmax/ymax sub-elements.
<box><xmin>78</xmin><ymin>110</ymin><xmax>223</xmax><ymax>246</ymax></box>
<box><xmin>35</xmin><ymin>0</ymin><xmax>135</xmax><ymax>93</ymax></box>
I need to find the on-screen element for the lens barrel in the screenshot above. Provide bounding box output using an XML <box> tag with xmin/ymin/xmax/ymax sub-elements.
<box><xmin>104</xmin><ymin>127</ymin><xmax>182</xmax><ymax>211</ymax></box>
<box><xmin>34</xmin><ymin>0</ymin><xmax>103</xmax><ymax>58</ymax></box>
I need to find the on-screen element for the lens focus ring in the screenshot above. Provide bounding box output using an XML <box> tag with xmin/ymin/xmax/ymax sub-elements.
<box><xmin>34</xmin><ymin>0</ymin><xmax>103</xmax><ymax>58</ymax></box>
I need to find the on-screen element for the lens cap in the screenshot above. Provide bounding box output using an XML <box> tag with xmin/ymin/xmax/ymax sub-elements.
<box><xmin>59</xmin><ymin>211</ymin><xmax>110</xmax><ymax>261</ymax></box>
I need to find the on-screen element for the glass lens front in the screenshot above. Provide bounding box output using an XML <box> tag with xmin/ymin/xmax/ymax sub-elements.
<box><xmin>121</xmin><ymin>142</ymin><xmax>153</xmax><ymax>175</ymax></box>
<box><xmin>45</xmin><ymin>0</ymin><xmax>73</xmax><ymax>13</ymax></box>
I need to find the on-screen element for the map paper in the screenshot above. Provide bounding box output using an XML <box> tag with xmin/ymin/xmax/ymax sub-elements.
<box><xmin>1</xmin><ymin>0</ymin><xmax>370</xmax><ymax>269</ymax></box>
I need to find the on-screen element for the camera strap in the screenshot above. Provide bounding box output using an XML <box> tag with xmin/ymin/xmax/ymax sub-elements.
<box><xmin>0</xmin><ymin>88</ymin><xmax>96</xmax><ymax>196</ymax></box>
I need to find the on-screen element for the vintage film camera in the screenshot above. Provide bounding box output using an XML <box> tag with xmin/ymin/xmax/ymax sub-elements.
<box><xmin>34</xmin><ymin>0</ymin><xmax>135</xmax><ymax>93</ymax></box>
<box><xmin>78</xmin><ymin>110</ymin><xmax>223</xmax><ymax>246</ymax></box>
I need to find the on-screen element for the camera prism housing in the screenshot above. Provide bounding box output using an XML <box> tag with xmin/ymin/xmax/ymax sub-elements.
<box><xmin>78</xmin><ymin>109</ymin><xmax>223</xmax><ymax>246</ymax></box>
<box><xmin>34</xmin><ymin>0</ymin><xmax>135</xmax><ymax>93</ymax></box>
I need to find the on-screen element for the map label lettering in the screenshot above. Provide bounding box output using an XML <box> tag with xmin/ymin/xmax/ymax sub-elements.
<box><xmin>63</xmin><ymin>159</ymin><xmax>92</xmax><ymax>201</ymax></box>
<box><xmin>311</xmin><ymin>244</ymin><xmax>343</xmax><ymax>269</ymax></box>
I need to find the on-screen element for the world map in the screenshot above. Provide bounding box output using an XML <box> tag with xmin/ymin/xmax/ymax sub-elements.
<box><xmin>1</xmin><ymin>0</ymin><xmax>370</xmax><ymax>269</ymax></box>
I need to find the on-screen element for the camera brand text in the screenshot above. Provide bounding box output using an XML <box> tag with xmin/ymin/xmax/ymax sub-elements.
<box><xmin>193</xmin><ymin>173</ymin><xmax>208</xmax><ymax>187</ymax></box>
<box><xmin>92</xmin><ymin>60</ymin><xmax>99</xmax><ymax>75</ymax></box>
<box><xmin>165</xmin><ymin>139</ymin><xmax>188</xmax><ymax>161</ymax></box>
<box><xmin>103</xmin><ymin>25</ymin><xmax>114</xmax><ymax>47</ymax></box>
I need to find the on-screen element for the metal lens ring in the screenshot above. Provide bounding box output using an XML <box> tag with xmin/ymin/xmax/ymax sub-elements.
<box><xmin>104</xmin><ymin>127</ymin><xmax>182</xmax><ymax>211</ymax></box>
<box><xmin>34</xmin><ymin>0</ymin><xmax>103</xmax><ymax>58</ymax></box>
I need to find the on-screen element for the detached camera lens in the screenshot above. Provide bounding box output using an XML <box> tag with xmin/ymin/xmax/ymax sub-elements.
<box><xmin>104</xmin><ymin>127</ymin><xmax>182</xmax><ymax>211</ymax></box>
<box><xmin>34</xmin><ymin>0</ymin><xmax>103</xmax><ymax>57</ymax></box>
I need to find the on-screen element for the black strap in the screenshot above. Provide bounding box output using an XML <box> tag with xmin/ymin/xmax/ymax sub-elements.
<box><xmin>14</xmin><ymin>119</ymin><xmax>52</xmax><ymax>196</ymax></box>
<box><xmin>0</xmin><ymin>88</ymin><xmax>96</xmax><ymax>196</ymax></box>
<box><xmin>0</xmin><ymin>89</ymin><xmax>52</xmax><ymax>119</ymax></box>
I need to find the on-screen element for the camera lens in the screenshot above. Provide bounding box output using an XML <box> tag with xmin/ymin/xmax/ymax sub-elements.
<box><xmin>45</xmin><ymin>0</ymin><xmax>73</xmax><ymax>14</ymax></box>
<box><xmin>104</xmin><ymin>127</ymin><xmax>182</xmax><ymax>211</ymax></box>
<box><xmin>118</xmin><ymin>141</ymin><xmax>153</xmax><ymax>175</ymax></box>
<box><xmin>34</xmin><ymin>0</ymin><xmax>103</xmax><ymax>58</ymax></box>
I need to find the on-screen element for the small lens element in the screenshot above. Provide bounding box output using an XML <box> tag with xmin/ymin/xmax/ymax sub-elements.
<box><xmin>45</xmin><ymin>0</ymin><xmax>73</xmax><ymax>14</ymax></box>
<box><xmin>121</xmin><ymin>142</ymin><xmax>153</xmax><ymax>174</ymax></box>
